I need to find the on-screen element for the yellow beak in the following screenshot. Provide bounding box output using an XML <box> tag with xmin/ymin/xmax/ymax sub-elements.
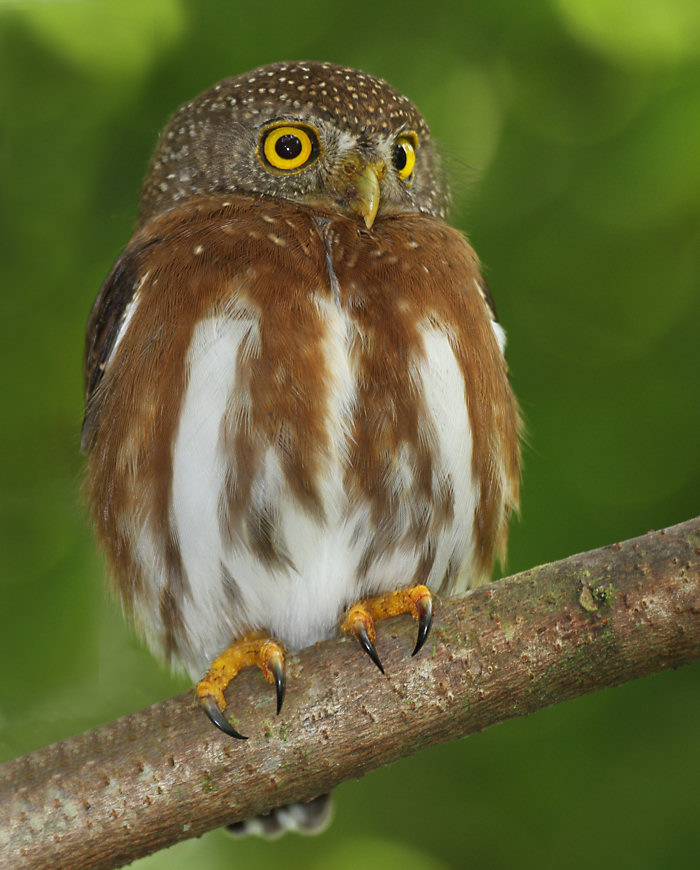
<box><xmin>347</xmin><ymin>161</ymin><xmax>384</xmax><ymax>229</ymax></box>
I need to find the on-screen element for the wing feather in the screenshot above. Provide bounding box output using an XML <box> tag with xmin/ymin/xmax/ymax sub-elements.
<box><xmin>82</xmin><ymin>244</ymin><xmax>151</xmax><ymax>451</ymax></box>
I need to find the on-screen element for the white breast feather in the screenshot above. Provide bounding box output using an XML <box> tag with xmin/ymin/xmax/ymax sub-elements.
<box><xmin>169</xmin><ymin>315</ymin><xmax>260</xmax><ymax>673</ymax></box>
<box><xmin>416</xmin><ymin>326</ymin><xmax>479</xmax><ymax>592</ymax></box>
<box><xmin>166</xmin><ymin>310</ymin><xmax>479</xmax><ymax>678</ymax></box>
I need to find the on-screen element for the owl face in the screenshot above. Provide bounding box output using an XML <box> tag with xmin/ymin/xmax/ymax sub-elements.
<box><xmin>139</xmin><ymin>61</ymin><xmax>448</xmax><ymax>227</ymax></box>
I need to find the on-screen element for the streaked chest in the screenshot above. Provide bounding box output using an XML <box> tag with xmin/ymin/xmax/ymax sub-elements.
<box><xmin>84</xmin><ymin>199</ymin><xmax>518</xmax><ymax>671</ymax></box>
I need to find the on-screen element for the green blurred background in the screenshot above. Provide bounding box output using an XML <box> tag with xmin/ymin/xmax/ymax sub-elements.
<box><xmin>1</xmin><ymin>0</ymin><xmax>698</xmax><ymax>867</ymax></box>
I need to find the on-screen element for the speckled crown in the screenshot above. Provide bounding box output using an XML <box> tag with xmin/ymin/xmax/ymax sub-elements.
<box><xmin>139</xmin><ymin>61</ymin><xmax>440</xmax><ymax>223</ymax></box>
<box><xmin>192</xmin><ymin>60</ymin><xmax>429</xmax><ymax>137</ymax></box>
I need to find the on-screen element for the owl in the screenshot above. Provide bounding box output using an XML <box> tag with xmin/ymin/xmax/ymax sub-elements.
<box><xmin>83</xmin><ymin>61</ymin><xmax>520</xmax><ymax>836</ymax></box>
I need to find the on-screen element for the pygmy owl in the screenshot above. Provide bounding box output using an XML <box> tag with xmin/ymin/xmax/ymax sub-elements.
<box><xmin>83</xmin><ymin>61</ymin><xmax>520</xmax><ymax>836</ymax></box>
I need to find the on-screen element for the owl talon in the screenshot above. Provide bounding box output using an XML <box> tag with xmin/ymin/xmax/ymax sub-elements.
<box><xmin>342</xmin><ymin>585</ymin><xmax>433</xmax><ymax>667</ymax></box>
<box><xmin>356</xmin><ymin>623</ymin><xmax>385</xmax><ymax>674</ymax></box>
<box><xmin>196</xmin><ymin>635</ymin><xmax>286</xmax><ymax>738</ymax></box>
<box><xmin>199</xmin><ymin>695</ymin><xmax>248</xmax><ymax>740</ymax></box>
<box><xmin>342</xmin><ymin>604</ymin><xmax>384</xmax><ymax>673</ymax></box>
<box><xmin>267</xmin><ymin>647</ymin><xmax>286</xmax><ymax>714</ymax></box>
<box><xmin>412</xmin><ymin>590</ymin><xmax>433</xmax><ymax>656</ymax></box>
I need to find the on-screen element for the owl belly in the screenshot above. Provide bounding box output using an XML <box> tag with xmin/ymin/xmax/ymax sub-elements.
<box><xmin>163</xmin><ymin>306</ymin><xmax>479</xmax><ymax>680</ymax></box>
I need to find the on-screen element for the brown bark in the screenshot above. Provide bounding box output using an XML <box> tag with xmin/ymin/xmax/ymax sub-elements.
<box><xmin>2</xmin><ymin>518</ymin><xmax>699</xmax><ymax>869</ymax></box>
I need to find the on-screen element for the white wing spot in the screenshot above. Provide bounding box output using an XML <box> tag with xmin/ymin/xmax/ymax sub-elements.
<box><xmin>107</xmin><ymin>271</ymin><xmax>150</xmax><ymax>368</ymax></box>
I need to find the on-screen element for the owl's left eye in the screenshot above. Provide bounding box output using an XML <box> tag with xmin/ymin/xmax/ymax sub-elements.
<box><xmin>259</xmin><ymin>123</ymin><xmax>319</xmax><ymax>172</ymax></box>
<box><xmin>392</xmin><ymin>132</ymin><xmax>417</xmax><ymax>181</ymax></box>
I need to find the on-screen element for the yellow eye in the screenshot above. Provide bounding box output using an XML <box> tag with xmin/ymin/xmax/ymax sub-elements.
<box><xmin>392</xmin><ymin>132</ymin><xmax>417</xmax><ymax>181</ymax></box>
<box><xmin>259</xmin><ymin>123</ymin><xmax>318</xmax><ymax>172</ymax></box>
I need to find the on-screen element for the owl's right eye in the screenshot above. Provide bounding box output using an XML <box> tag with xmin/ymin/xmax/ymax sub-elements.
<box><xmin>258</xmin><ymin>123</ymin><xmax>319</xmax><ymax>173</ymax></box>
<box><xmin>392</xmin><ymin>132</ymin><xmax>417</xmax><ymax>181</ymax></box>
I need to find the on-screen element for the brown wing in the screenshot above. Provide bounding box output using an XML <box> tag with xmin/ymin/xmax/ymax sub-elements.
<box><xmin>476</xmin><ymin>275</ymin><xmax>499</xmax><ymax>322</ymax></box>
<box><xmin>82</xmin><ymin>241</ymin><xmax>152</xmax><ymax>452</ymax></box>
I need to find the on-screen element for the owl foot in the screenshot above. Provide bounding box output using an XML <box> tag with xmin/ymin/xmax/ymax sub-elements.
<box><xmin>196</xmin><ymin>635</ymin><xmax>286</xmax><ymax>739</ymax></box>
<box><xmin>341</xmin><ymin>584</ymin><xmax>433</xmax><ymax>672</ymax></box>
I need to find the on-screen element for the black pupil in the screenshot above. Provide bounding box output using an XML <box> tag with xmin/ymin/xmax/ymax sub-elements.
<box><xmin>275</xmin><ymin>134</ymin><xmax>303</xmax><ymax>160</ymax></box>
<box><xmin>393</xmin><ymin>143</ymin><xmax>408</xmax><ymax>171</ymax></box>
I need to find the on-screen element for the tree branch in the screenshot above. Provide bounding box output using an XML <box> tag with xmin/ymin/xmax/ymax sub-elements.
<box><xmin>2</xmin><ymin>518</ymin><xmax>699</xmax><ymax>868</ymax></box>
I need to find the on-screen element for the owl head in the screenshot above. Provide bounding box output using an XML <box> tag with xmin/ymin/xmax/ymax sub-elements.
<box><xmin>139</xmin><ymin>61</ymin><xmax>448</xmax><ymax>228</ymax></box>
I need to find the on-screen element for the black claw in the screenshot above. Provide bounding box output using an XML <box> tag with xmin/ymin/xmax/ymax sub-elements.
<box><xmin>412</xmin><ymin>594</ymin><xmax>433</xmax><ymax>657</ymax></box>
<box><xmin>270</xmin><ymin>656</ymin><xmax>286</xmax><ymax>715</ymax></box>
<box><xmin>200</xmin><ymin>695</ymin><xmax>248</xmax><ymax>740</ymax></box>
<box><xmin>357</xmin><ymin>624</ymin><xmax>385</xmax><ymax>674</ymax></box>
